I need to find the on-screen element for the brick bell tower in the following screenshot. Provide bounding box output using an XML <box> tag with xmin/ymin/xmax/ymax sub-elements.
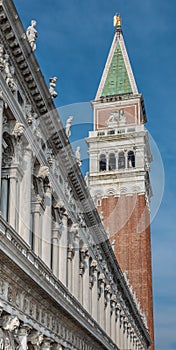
<box><xmin>87</xmin><ymin>15</ymin><xmax>154</xmax><ymax>349</ymax></box>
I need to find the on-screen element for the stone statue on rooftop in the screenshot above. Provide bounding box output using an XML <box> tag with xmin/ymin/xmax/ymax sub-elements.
<box><xmin>49</xmin><ymin>77</ymin><xmax>58</xmax><ymax>98</ymax></box>
<box><xmin>65</xmin><ymin>116</ymin><xmax>73</xmax><ymax>138</ymax></box>
<box><xmin>76</xmin><ymin>146</ymin><xmax>82</xmax><ymax>167</ymax></box>
<box><xmin>26</xmin><ymin>20</ymin><xmax>38</xmax><ymax>51</ymax></box>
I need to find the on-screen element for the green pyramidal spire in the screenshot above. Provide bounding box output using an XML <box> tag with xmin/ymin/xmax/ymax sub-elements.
<box><xmin>101</xmin><ymin>42</ymin><xmax>133</xmax><ymax>97</ymax></box>
<box><xmin>95</xmin><ymin>16</ymin><xmax>138</xmax><ymax>100</ymax></box>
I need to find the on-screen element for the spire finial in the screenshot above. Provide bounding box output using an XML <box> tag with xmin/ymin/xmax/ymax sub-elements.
<box><xmin>113</xmin><ymin>13</ymin><xmax>121</xmax><ymax>28</ymax></box>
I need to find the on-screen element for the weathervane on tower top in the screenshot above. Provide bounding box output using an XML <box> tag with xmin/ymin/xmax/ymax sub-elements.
<box><xmin>113</xmin><ymin>14</ymin><xmax>121</xmax><ymax>29</ymax></box>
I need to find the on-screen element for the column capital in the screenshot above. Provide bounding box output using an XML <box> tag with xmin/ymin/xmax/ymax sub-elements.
<box><xmin>28</xmin><ymin>331</ymin><xmax>44</xmax><ymax>350</ymax></box>
<box><xmin>41</xmin><ymin>337</ymin><xmax>54</xmax><ymax>350</ymax></box>
<box><xmin>98</xmin><ymin>273</ymin><xmax>105</xmax><ymax>283</ymax></box>
<box><xmin>18</xmin><ymin>323</ymin><xmax>32</xmax><ymax>335</ymax></box>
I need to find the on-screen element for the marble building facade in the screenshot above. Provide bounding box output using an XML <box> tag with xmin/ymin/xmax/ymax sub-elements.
<box><xmin>0</xmin><ymin>1</ymin><xmax>151</xmax><ymax>349</ymax></box>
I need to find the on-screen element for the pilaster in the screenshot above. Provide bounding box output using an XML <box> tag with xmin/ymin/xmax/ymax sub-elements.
<box><xmin>90</xmin><ymin>260</ymin><xmax>98</xmax><ymax>321</ymax></box>
<box><xmin>105</xmin><ymin>285</ymin><xmax>111</xmax><ymax>336</ymax></box>
<box><xmin>72</xmin><ymin>229</ymin><xmax>80</xmax><ymax>300</ymax></box>
<box><xmin>0</xmin><ymin>97</ymin><xmax>4</xmax><ymax>197</ymax></box>
<box><xmin>98</xmin><ymin>273</ymin><xmax>105</xmax><ymax>330</ymax></box>
<box><xmin>42</xmin><ymin>183</ymin><xmax>52</xmax><ymax>268</ymax></box>
<box><xmin>52</xmin><ymin>221</ymin><xmax>61</xmax><ymax>278</ymax></box>
<box><xmin>59</xmin><ymin>213</ymin><xmax>68</xmax><ymax>286</ymax></box>
<box><xmin>19</xmin><ymin>146</ymin><xmax>33</xmax><ymax>245</ymax></box>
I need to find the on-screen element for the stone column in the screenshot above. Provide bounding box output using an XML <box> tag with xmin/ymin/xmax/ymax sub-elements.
<box><xmin>105</xmin><ymin>285</ymin><xmax>111</xmax><ymax>337</ymax></box>
<box><xmin>136</xmin><ymin>339</ymin><xmax>139</xmax><ymax>350</ymax></box>
<box><xmin>119</xmin><ymin>309</ymin><xmax>125</xmax><ymax>350</ymax></box>
<box><xmin>18</xmin><ymin>324</ymin><xmax>32</xmax><ymax>350</ymax></box>
<box><xmin>19</xmin><ymin>146</ymin><xmax>33</xmax><ymax>245</ymax></box>
<box><xmin>59</xmin><ymin>213</ymin><xmax>68</xmax><ymax>286</ymax></box>
<box><xmin>79</xmin><ymin>252</ymin><xmax>84</xmax><ymax>305</ymax></box>
<box><xmin>90</xmin><ymin>260</ymin><xmax>98</xmax><ymax>321</ymax></box>
<box><xmin>72</xmin><ymin>231</ymin><xmax>80</xmax><ymax>300</ymax></box>
<box><xmin>42</xmin><ymin>184</ymin><xmax>52</xmax><ymax>268</ymax></box>
<box><xmin>127</xmin><ymin>325</ymin><xmax>132</xmax><ymax>350</ymax></box>
<box><xmin>32</xmin><ymin>202</ymin><xmax>44</xmax><ymax>256</ymax></box>
<box><xmin>133</xmin><ymin>335</ymin><xmax>137</xmax><ymax>350</ymax></box>
<box><xmin>67</xmin><ymin>235</ymin><xmax>73</xmax><ymax>292</ymax></box>
<box><xmin>130</xmin><ymin>330</ymin><xmax>135</xmax><ymax>350</ymax></box>
<box><xmin>0</xmin><ymin>172</ymin><xmax>8</xmax><ymax>220</ymax></box>
<box><xmin>8</xmin><ymin>166</ymin><xmax>23</xmax><ymax>230</ymax></box>
<box><xmin>110</xmin><ymin>295</ymin><xmax>116</xmax><ymax>343</ymax></box>
<box><xmin>116</xmin><ymin>152</ymin><xmax>118</xmax><ymax>170</ymax></box>
<box><xmin>82</xmin><ymin>245</ymin><xmax>90</xmax><ymax>312</ymax></box>
<box><xmin>98</xmin><ymin>273</ymin><xmax>105</xmax><ymax>330</ymax></box>
<box><xmin>106</xmin><ymin>152</ymin><xmax>109</xmax><ymax>171</ymax></box>
<box><xmin>115</xmin><ymin>305</ymin><xmax>121</xmax><ymax>349</ymax></box>
<box><xmin>0</xmin><ymin>97</ymin><xmax>4</xmax><ymax>196</ymax></box>
<box><xmin>52</xmin><ymin>221</ymin><xmax>61</xmax><ymax>278</ymax></box>
<box><xmin>123</xmin><ymin>317</ymin><xmax>128</xmax><ymax>350</ymax></box>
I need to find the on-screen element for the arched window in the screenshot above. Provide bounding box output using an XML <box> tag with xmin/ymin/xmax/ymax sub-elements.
<box><xmin>109</xmin><ymin>153</ymin><xmax>116</xmax><ymax>170</ymax></box>
<box><xmin>99</xmin><ymin>154</ymin><xmax>106</xmax><ymax>171</ymax></box>
<box><xmin>118</xmin><ymin>151</ymin><xmax>125</xmax><ymax>169</ymax></box>
<box><xmin>128</xmin><ymin>151</ymin><xmax>135</xmax><ymax>168</ymax></box>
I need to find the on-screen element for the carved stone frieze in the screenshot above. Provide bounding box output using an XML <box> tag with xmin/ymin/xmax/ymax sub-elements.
<box><xmin>0</xmin><ymin>269</ymin><xmax>98</xmax><ymax>350</ymax></box>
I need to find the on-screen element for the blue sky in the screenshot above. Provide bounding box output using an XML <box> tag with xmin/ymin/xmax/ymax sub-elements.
<box><xmin>14</xmin><ymin>1</ymin><xmax>176</xmax><ymax>349</ymax></box>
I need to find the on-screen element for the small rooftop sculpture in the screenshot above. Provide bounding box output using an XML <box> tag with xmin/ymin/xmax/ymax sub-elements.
<box><xmin>76</xmin><ymin>146</ymin><xmax>82</xmax><ymax>167</ymax></box>
<box><xmin>65</xmin><ymin>116</ymin><xmax>74</xmax><ymax>138</ymax></box>
<box><xmin>113</xmin><ymin>14</ymin><xmax>121</xmax><ymax>28</ymax></box>
<box><xmin>49</xmin><ymin>77</ymin><xmax>58</xmax><ymax>98</ymax></box>
<box><xmin>26</xmin><ymin>20</ymin><xmax>38</xmax><ymax>52</ymax></box>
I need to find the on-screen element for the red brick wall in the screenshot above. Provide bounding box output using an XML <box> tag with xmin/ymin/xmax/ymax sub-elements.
<box><xmin>98</xmin><ymin>194</ymin><xmax>154</xmax><ymax>349</ymax></box>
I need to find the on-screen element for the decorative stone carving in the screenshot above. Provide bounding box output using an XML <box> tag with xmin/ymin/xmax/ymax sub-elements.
<box><xmin>89</xmin><ymin>260</ymin><xmax>97</xmax><ymax>287</ymax></box>
<box><xmin>0</xmin><ymin>315</ymin><xmax>20</xmax><ymax>350</ymax></box>
<box><xmin>2</xmin><ymin>132</ymin><xmax>14</xmax><ymax>167</ymax></box>
<box><xmin>0</xmin><ymin>88</ymin><xmax>3</xmax><ymax>103</ymax></box>
<box><xmin>77</xmin><ymin>213</ymin><xmax>86</xmax><ymax>228</ymax></box>
<box><xmin>79</xmin><ymin>244</ymin><xmax>89</xmax><ymax>275</ymax></box>
<box><xmin>25</xmin><ymin>104</ymin><xmax>33</xmax><ymax>125</ymax></box>
<box><xmin>52</xmin><ymin>198</ymin><xmax>66</xmax><ymax>224</ymax></box>
<box><xmin>90</xmin><ymin>259</ymin><xmax>97</xmax><ymax>269</ymax></box>
<box><xmin>26</xmin><ymin>20</ymin><xmax>38</xmax><ymax>52</ymax></box>
<box><xmin>75</xmin><ymin>146</ymin><xmax>82</xmax><ymax>167</ymax></box>
<box><xmin>12</xmin><ymin>122</ymin><xmax>24</xmax><ymax>141</ymax></box>
<box><xmin>64</xmin><ymin>182</ymin><xmax>73</xmax><ymax>206</ymax></box>
<box><xmin>49</xmin><ymin>77</ymin><xmax>58</xmax><ymax>99</ymax></box>
<box><xmin>98</xmin><ymin>273</ymin><xmax>105</xmax><ymax>283</ymax></box>
<box><xmin>110</xmin><ymin>294</ymin><xmax>116</xmax><ymax>307</ymax></box>
<box><xmin>111</xmin><ymin>239</ymin><xmax>115</xmax><ymax>252</ymax></box>
<box><xmin>69</xmin><ymin>223</ymin><xmax>78</xmax><ymax>235</ymax></box>
<box><xmin>107</xmin><ymin>109</ymin><xmax>126</xmax><ymax>128</ymax></box>
<box><xmin>99</xmin><ymin>211</ymin><xmax>104</xmax><ymax>222</ymax></box>
<box><xmin>4</xmin><ymin>54</ymin><xmax>17</xmax><ymax>92</ymax></box>
<box><xmin>33</xmin><ymin>165</ymin><xmax>49</xmax><ymax>203</ymax></box>
<box><xmin>28</xmin><ymin>331</ymin><xmax>43</xmax><ymax>350</ymax></box>
<box><xmin>45</xmin><ymin>147</ymin><xmax>53</xmax><ymax>166</ymax></box>
<box><xmin>1</xmin><ymin>315</ymin><xmax>20</xmax><ymax>332</ymax></box>
<box><xmin>65</xmin><ymin>116</ymin><xmax>73</xmax><ymax>138</ymax></box>
<box><xmin>0</xmin><ymin>44</ymin><xmax>4</xmax><ymax>71</ymax></box>
<box><xmin>34</xmin><ymin>165</ymin><xmax>49</xmax><ymax>180</ymax></box>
